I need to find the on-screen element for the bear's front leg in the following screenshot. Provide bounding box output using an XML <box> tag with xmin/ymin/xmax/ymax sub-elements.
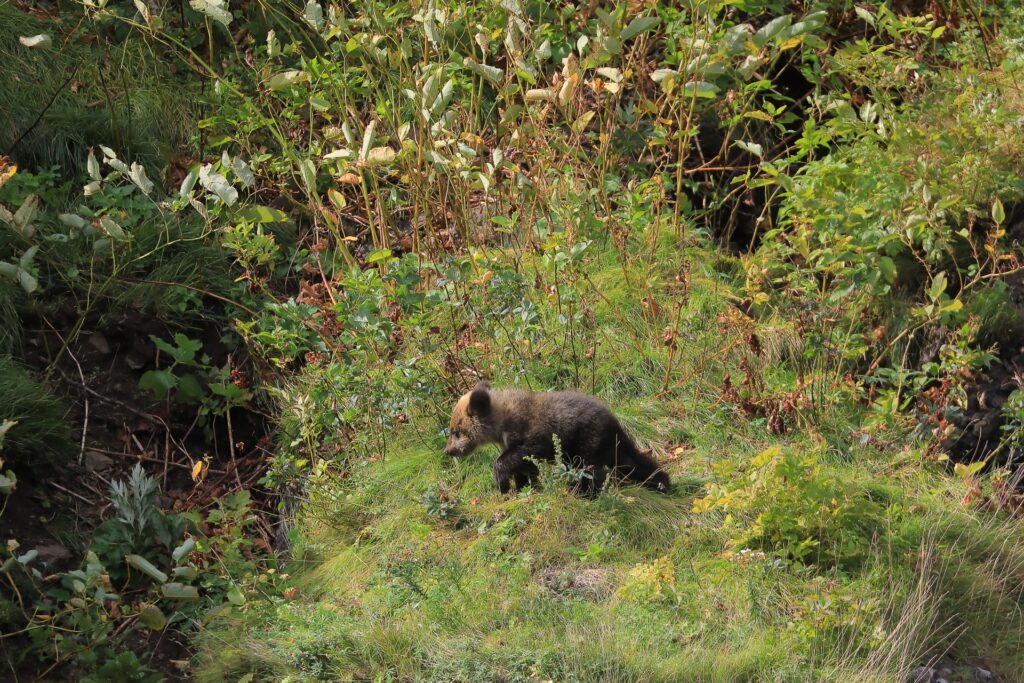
<box><xmin>494</xmin><ymin>448</ymin><xmax>539</xmax><ymax>493</ymax></box>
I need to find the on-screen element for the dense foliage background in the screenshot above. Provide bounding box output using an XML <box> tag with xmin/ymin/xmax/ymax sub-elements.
<box><xmin>2</xmin><ymin>0</ymin><xmax>1023</xmax><ymax>680</ymax></box>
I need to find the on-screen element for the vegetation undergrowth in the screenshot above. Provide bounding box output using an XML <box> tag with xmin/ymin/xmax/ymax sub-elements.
<box><xmin>2</xmin><ymin>0</ymin><xmax>1023</xmax><ymax>681</ymax></box>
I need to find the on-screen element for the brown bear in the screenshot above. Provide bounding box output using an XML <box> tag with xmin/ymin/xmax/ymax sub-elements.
<box><xmin>444</xmin><ymin>382</ymin><xmax>670</xmax><ymax>494</ymax></box>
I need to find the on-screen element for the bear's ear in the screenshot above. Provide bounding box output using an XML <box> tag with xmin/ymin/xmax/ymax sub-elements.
<box><xmin>467</xmin><ymin>382</ymin><xmax>491</xmax><ymax>416</ymax></box>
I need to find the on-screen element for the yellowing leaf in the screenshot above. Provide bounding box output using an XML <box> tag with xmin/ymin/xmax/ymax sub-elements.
<box><xmin>571</xmin><ymin>111</ymin><xmax>595</xmax><ymax>134</ymax></box>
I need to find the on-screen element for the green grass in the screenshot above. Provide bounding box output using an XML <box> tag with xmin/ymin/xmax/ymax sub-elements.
<box><xmin>192</xmin><ymin>241</ymin><xmax>1024</xmax><ymax>682</ymax></box>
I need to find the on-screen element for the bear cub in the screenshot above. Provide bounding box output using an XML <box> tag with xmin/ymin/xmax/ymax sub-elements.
<box><xmin>444</xmin><ymin>382</ymin><xmax>670</xmax><ymax>494</ymax></box>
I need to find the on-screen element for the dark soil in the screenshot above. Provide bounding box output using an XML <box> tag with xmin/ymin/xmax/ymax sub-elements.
<box><xmin>1</xmin><ymin>306</ymin><xmax>275</xmax><ymax>681</ymax></box>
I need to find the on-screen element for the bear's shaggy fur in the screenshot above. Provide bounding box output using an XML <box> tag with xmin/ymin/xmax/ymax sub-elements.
<box><xmin>444</xmin><ymin>383</ymin><xmax>670</xmax><ymax>494</ymax></box>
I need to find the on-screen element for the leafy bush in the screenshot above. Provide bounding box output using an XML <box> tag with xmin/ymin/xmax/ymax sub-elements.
<box><xmin>694</xmin><ymin>446</ymin><xmax>886</xmax><ymax>568</ymax></box>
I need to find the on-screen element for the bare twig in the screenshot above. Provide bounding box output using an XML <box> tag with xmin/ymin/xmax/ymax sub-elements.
<box><xmin>49</xmin><ymin>481</ymin><xmax>94</xmax><ymax>506</ymax></box>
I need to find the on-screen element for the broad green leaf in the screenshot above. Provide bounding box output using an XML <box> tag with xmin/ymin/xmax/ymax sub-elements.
<box><xmin>98</xmin><ymin>216</ymin><xmax>126</xmax><ymax>240</ymax></box>
<box><xmin>682</xmin><ymin>81</ymin><xmax>719</xmax><ymax>98</ymax></box>
<box><xmin>366</xmin><ymin>248</ymin><xmax>393</xmax><ymax>263</ymax></box>
<box><xmin>363</xmin><ymin>146</ymin><xmax>396</xmax><ymax>166</ymax></box>
<box><xmin>129</xmin><ymin>162</ymin><xmax>154</xmax><ymax>195</ymax></box>
<box><xmin>854</xmin><ymin>7</ymin><xmax>875</xmax><ymax>26</ymax></box>
<box><xmin>126</xmin><ymin>554</ymin><xmax>168</xmax><ymax>583</ymax></box>
<box><xmin>139</xmin><ymin>370</ymin><xmax>178</xmax><ymax>399</ymax></box>
<box><xmin>172</xmin><ymin>538</ymin><xmax>196</xmax><ymax>562</ymax></box>
<box><xmin>227</xmin><ymin>583</ymin><xmax>246</xmax><ymax>606</ymax></box>
<box><xmin>927</xmin><ymin>272</ymin><xmax>947</xmax><ymax>302</ymax></box>
<box><xmin>139</xmin><ymin>604</ymin><xmax>167</xmax><ymax>631</ymax></box>
<box><xmin>162</xmin><ymin>583</ymin><xmax>200</xmax><ymax>600</ymax></box>
<box><xmin>298</xmin><ymin>159</ymin><xmax>317</xmax><ymax>194</ymax></box>
<box><xmin>535</xmin><ymin>39</ymin><xmax>551</xmax><ymax>61</ymax></box>
<box><xmin>172</xmin><ymin>566</ymin><xmax>198</xmax><ymax>580</ymax></box>
<box><xmin>879</xmin><ymin>256</ymin><xmax>897</xmax><ymax>284</ymax></box>
<box><xmin>176</xmin><ymin>373</ymin><xmax>205</xmax><ymax>403</ymax></box>
<box><xmin>753</xmin><ymin>14</ymin><xmax>792</xmax><ymax>48</ymax></box>
<box><xmin>235</xmin><ymin>205</ymin><xmax>289</xmax><ymax>224</ymax></box>
<box><xmin>199</xmin><ymin>165</ymin><xmax>238</xmax><ymax>206</ymax></box>
<box><xmin>87</xmin><ymin>148</ymin><xmax>101</xmax><ymax>181</ymax></box>
<box><xmin>465</xmin><ymin>58</ymin><xmax>504</xmax><ymax>85</ymax></box>
<box><xmin>59</xmin><ymin>213</ymin><xmax>87</xmax><ymax>230</ymax></box>
<box><xmin>0</xmin><ymin>471</ymin><xmax>15</xmax><ymax>495</ymax></box>
<box><xmin>303</xmin><ymin>1</ymin><xmax>324</xmax><ymax>30</ymax></box>
<box><xmin>179</xmin><ymin>168</ymin><xmax>199</xmax><ymax>198</ymax></box>
<box><xmin>735</xmin><ymin>140</ymin><xmax>763</xmax><ymax>157</ymax></box>
<box><xmin>620</xmin><ymin>16</ymin><xmax>660</xmax><ymax>41</ymax></box>
<box><xmin>17</xmin><ymin>269</ymin><xmax>37</xmax><ymax>294</ymax></box>
<box><xmin>359</xmin><ymin>120</ymin><xmax>377</xmax><ymax>162</ymax></box>
<box><xmin>571</xmin><ymin>111</ymin><xmax>595</xmax><ymax>134</ymax></box>
<box><xmin>267</xmin><ymin>70</ymin><xmax>308</xmax><ymax>91</ymax></box>
<box><xmin>189</xmin><ymin>0</ymin><xmax>232</xmax><ymax>27</ymax></box>
<box><xmin>992</xmin><ymin>197</ymin><xmax>1005</xmax><ymax>225</ymax></box>
<box><xmin>954</xmin><ymin>461</ymin><xmax>986</xmax><ymax>479</ymax></box>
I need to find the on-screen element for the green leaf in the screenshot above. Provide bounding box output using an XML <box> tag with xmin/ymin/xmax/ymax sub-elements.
<box><xmin>139</xmin><ymin>370</ymin><xmax>178</xmax><ymax>400</ymax></box>
<box><xmin>734</xmin><ymin>140</ymin><xmax>763</xmax><ymax>157</ymax></box>
<box><xmin>138</xmin><ymin>604</ymin><xmax>167</xmax><ymax>631</ymax></box>
<box><xmin>0</xmin><ymin>471</ymin><xmax>15</xmax><ymax>495</ymax></box>
<box><xmin>267</xmin><ymin>70</ymin><xmax>309</xmax><ymax>91</ymax></box>
<box><xmin>162</xmin><ymin>583</ymin><xmax>200</xmax><ymax>600</ymax></box>
<box><xmin>571</xmin><ymin>111</ymin><xmax>595</xmax><ymax>134</ymax></box>
<box><xmin>126</xmin><ymin>554</ymin><xmax>168</xmax><ymax>583</ymax></box>
<box><xmin>927</xmin><ymin>272</ymin><xmax>947</xmax><ymax>302</ymax></box>
<box><xmin>226</xmin><ymin>583</ymin><xmax>246</xmax><ymax>606</ymax></box>
<box><xmin>464</xmin><ymin>59</ymin><xmax>504</xmax><ymax>84</ymax></box>
<box><xmin>682</xmin><ymin>81</ymin><xmax>719</xmax><ymax>98</ymax></box>
<box><xmin>954</xmin><ymin>461</ymin><xmax>985</xmax><ymax>479</ymax></box>
<box><xmin>753</xmin><ymin>14</ymin><xmax>792</xmax><ymax>48</ymax></box>
<box><xmin>129</xmin><ymin>162</ymin><xmax>154</xmax><ymax>195</ymax></box>
<box><xmin>172</xmin><ymin>566</ymin><xmax>198</xmax><ymax>581</ymax></box>
<box><xmin>98</xmin><ymin>216</ymin><xmax>126</xmax><ymax>240</ymax></box>
<box><xmin>854</xmin><ymin>6</ymin><xmax>876</xmax><ymax>26</ymax></box>
<box><xmin>176</xmin><ymin>373</ymin><xmax>205</xmax><ymax>403</ymax></box>
<box><xmin>878</xmin><ymin>256</ymin><xmax>897</xmax><ymax>284</ymax></box>
<box><xmin>172</xmin><ymin>538</ymin><xmax>196</xmax><ymax>562</ymax></box>
<box><xmin>298</xmin><ymin>158</ymin><xmax>318</xmax><ymax>194</ymax></box>
<box><xmin>366</xmin><ymin>248</ymin><xmax>393</xmax><ymax>264</ymax></box>
<box><xmin>87</xmin><ymin>148</ymin><xmax>101</xmax><ymax>181</ymax></box>
<box><xmin>303</xmin><ymin>0</ymin><xmax>324</xmax><ymax>30</ymax></box>
<box><xmin>620</xmin><ymin>15</ymin><xmax>660</xmax><ymax>41</ymax></box>
<box><xmin>189</xmin><ymin>0</ymin><xmax>232</xmax><ymax>28</ymax></box>
<box><xmin>199</xmin><ymin>166</ymin><xmax>238</xmax><ymax>206</ymax></box>
<box><xmin>992</xmin><ymin>197</ymin><xmax>1005</xmax><ymax>225</ymax></box>
<box><xmin>235</xmin><ymin>205</ymin><xmax>290</xmax><ymax>224</ymax></box>
<box><xmin>179</xmin><ymin>168</ymin><xmax>199</xmax><ymax>198</ymax></box>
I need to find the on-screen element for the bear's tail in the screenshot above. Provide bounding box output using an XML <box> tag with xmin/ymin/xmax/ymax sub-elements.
<box><xmin>611</xmin><ymin>427</ymin><xmax>671</xmax><ymax>492</ymax></box>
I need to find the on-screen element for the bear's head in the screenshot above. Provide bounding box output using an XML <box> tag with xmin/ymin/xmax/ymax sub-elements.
<box><xmin>444</xmin><ymin>382</ymin><xmax>496</xmax><ymax>457</ymax></box>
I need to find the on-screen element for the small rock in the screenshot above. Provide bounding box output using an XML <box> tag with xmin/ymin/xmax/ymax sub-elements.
<box><xmin>35</xmin><ymin>543</ymin><xmax>71</xmax><ymax>565</ymax></box>
<box><xmin>909</xmin><ymin>668</ymin><xmax>935</xmax><ymax>683</ymax></box>
<box><xmin>975</xmin><ymin>668</ymin><xmax>993</xmax><ymax>681</ymax></box>
<box><xmin>84</xmin><ymin>450</ymin><xmax>113</xmax><ymax>472</ymax></box>
<box><xmin>87</xmin><ymin>332</ymin><xmax>111</xmax><ymax>355</ymax></box>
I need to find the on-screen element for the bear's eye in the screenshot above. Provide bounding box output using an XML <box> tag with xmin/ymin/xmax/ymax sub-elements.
<box><xmin>452</xmin><ymin>430</ymin><xmax>460</xmax><ymax>438</ymax></box>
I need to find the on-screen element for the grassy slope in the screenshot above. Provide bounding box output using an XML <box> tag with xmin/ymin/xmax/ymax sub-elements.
<box><xmin>195</xmin><ymin>235</ymin><xmax>1024</xmax><ymax>682</ymax></box>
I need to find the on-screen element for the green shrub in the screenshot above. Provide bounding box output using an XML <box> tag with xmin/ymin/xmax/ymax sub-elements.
<box><xmin>694</xmin><ymin>446</ymin><xmax>887</xmax><ymax>568</ymax></box>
